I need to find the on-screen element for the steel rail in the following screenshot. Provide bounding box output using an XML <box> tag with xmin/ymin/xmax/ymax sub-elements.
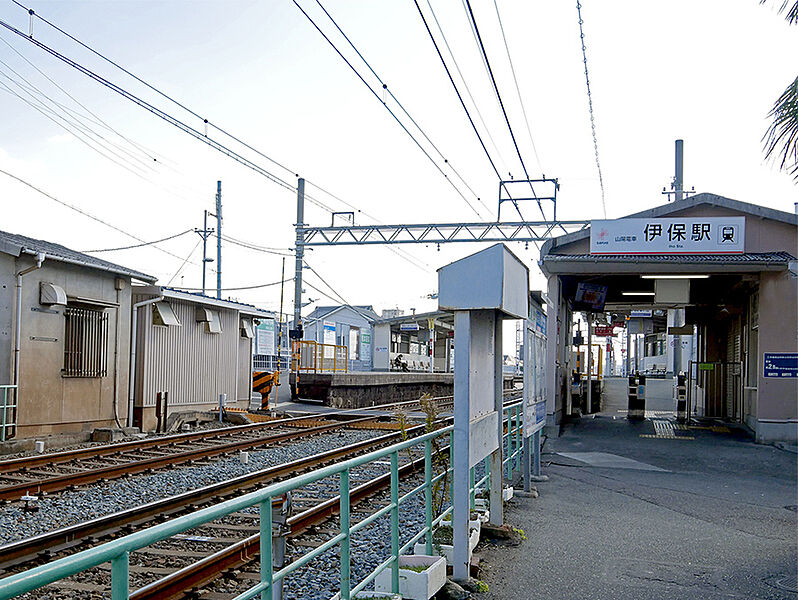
<box><xmin>0</xmin><ymin>414</ymin><xmax>364</xmax><ymax>474</ymax></box>
<box><xmin>0</xmin><ymin>416</ymin><xmax>379</xmax><ymax>502</ymax></box>
<box><xmin>0</xmin><ymin>423</ymin><xmax>436</xmax><ymax>570</ymax></box>
<box><xmin>128</xmin><ymin>441</ymin><xmax>443</xmax><ymax>600</ymax></box>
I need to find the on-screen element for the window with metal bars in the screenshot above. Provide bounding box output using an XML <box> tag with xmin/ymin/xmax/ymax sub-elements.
<box><xmin>63</xmin><ymin>306</ymin><xmax>109</xmax><ymax>377</ymax></box>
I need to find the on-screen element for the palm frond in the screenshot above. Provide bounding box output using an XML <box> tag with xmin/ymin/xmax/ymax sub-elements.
<box><xmin>764</xmin><ymin>76</ymin><xmax>798</xmax><ymax>180</ymax></box>
<box><xmin>760</xmin><ymin>0</ymin><xmax>798</xmax><ymax>24</ymax></box>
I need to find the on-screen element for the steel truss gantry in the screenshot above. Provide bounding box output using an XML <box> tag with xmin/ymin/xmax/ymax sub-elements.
<box><xmin>301</xmin><ymin>220</ymin><xmax>589</xmax><ymax>247</ymax></box>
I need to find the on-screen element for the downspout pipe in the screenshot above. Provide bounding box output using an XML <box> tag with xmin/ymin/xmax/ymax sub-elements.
<box><xmin>128</xmin><ymin>295</ymin><xmax>163</xmax><ymax>428</ymax></box>
<box><xmin>14</xmin><ymin>252</ymin><xmax>45</xmax><ymax>389</ymax></box>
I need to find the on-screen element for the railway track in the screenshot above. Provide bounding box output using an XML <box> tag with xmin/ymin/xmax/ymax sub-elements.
<box><xmin>0</xmin><ymin>394</ymin><xmax>520</xmax><ymax>598</ymax></box>
<box><xmin>4</xmin><ymin>424</ymin><xmax>446</xmax><ymax>599</ymax></box>
<box><xmin>0</xmin><ymin>415</ymin><xmax>385</xmax><ymax>503</ymax></box>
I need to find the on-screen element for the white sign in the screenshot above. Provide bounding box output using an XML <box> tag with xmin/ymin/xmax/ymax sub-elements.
<box><xmin>323</xmin><ymin>320</ymin><xmax>336</xmax><ymax>345</ymax></box>
<box><xmin>256</xmin><ymin>319</ymin><xmax>275</xmax><ymax>355</ymax></box>
<box><xmin>590</xmin><ymin>217</ymin><xmax>745</xmax><ymax>254</ymax></box>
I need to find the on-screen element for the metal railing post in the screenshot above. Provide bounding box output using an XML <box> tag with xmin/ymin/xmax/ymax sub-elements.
<box><xmin>259</xmin><ymin>499</ymin><xmax>273</xmax><ymax>600</ymax></box>
<box><xmin>340</xmin><ymin>469</ymin><xmax>351</xmax><ymax>600</ymax></box>
<box><xmin>469</xmin><ymin>466</ymin><xmax>476</xmax><ymax>510</ymax></box>
<box><xmin>111</xmin><ymin>552</ymin><xmax>129</xmax><ymax>600</ymax></box>
<box><xmin>390</xmin><ymin>451</ymin><xmax>399</xmax><ymax>593</ymax></box>
<box><xmin>515</xmin><ymin>405</ymin><xmax>521</xmax><ymax>476</ymax></box>
<box><xmin>1</xmin><ymin>388</ymin><xmax>6</xmax><ymax>443</ymax></box>
<box><xmin>424</xmin><ymin>439</ymin><xmax>433</xmax><ymax>555</ymax></box>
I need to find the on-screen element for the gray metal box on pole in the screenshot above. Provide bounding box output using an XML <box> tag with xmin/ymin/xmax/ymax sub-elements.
<box><xmin>438</xmin><ymin>243</ymin><xmax>529</xmax><ymax>582</ymax></box>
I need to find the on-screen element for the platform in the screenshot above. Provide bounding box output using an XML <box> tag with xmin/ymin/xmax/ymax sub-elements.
<box><xmin>290</xmin><ymin>371</ymin><xmax>454</xmax><ymax>407</ymax></box>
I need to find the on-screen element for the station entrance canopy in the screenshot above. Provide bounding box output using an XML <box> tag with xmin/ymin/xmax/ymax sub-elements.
<box><xmin>539</xmin><ymin>193</ymin><xmax>797</xmax><ymax>444</ymax></box>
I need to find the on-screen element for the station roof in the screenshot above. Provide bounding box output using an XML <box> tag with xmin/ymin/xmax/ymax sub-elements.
<box><xmin>305</xmin><ymin>304</ymin><xmax>380</xmax><ymax>322</ymax></box>
<box><xmin>0</xmin><ymin>229</ymin><xmax>156</xmax><ymax>283</ymax></box>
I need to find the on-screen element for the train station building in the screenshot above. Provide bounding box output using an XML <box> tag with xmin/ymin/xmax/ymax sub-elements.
<box><xmin>540</xmin><ymin>193</ymin><xmax>797</xmax><ymax>443</ymax></box>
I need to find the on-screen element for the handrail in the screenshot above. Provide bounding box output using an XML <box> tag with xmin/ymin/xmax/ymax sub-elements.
<box><xmin>0</xmin><ymin>400</ymin><xmax>527</xmax><ymax>600</ymax></box>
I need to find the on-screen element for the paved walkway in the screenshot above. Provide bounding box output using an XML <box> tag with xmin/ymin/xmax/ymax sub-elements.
<box><xmin>477</xmin><ymin>412</ymin><xmax>798</xmax><ymax>599</ymax></box>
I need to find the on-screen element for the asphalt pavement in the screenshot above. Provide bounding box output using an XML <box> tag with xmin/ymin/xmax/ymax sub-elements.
<box><xmin>477</xmin><ymin>391</ymin><xmax>798</xmax><ymax>600</ymax></box>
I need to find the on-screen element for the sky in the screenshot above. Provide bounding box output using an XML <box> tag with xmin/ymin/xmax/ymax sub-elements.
<box><xmin>0</xmin><ymin>0</ymin><xmax>796</xmax><ymax>325</ymax></box>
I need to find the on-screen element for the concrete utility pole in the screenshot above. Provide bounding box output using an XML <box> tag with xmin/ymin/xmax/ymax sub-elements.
<box><xmin>215</xmin><ymin>180</ymin><xmax>222</xmax><ymax>299</ymax></box>
<box><xmin>196</xmin><ymin>210</ymin><xmax>215</xmax><ymax>295</ymax></box>
<box><xmin>293</xmin><ymin>178</ymin><xmax>305</xmax><ymax>337</ymax></box>
<box><xmin>674</xmin><ymin>139</ymin><xmax>684</xmax><ymax>202</ymax></box>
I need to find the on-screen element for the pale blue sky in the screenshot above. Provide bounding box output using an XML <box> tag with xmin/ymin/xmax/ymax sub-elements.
<box><xmin>1</xmin><ymin>0</ymin><xmax>795</xmax><ymax>317</ymax></box>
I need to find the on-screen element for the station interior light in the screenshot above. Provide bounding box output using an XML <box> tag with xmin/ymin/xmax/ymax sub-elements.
<box><xmin>640</xmin><ymin>274</ymin><xmax>710</xmax><ymax>279</ymax></box>
<box><xmin>621</xmin><ymin>291</ymin><xmax>656</xmax><ymax>296</ymax></box>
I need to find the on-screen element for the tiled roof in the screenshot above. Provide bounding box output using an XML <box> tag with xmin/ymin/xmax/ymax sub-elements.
<box><xmin>0</xmin><ymin>229</ymin><xmax>156</xmax><ymax>282</ymax></box>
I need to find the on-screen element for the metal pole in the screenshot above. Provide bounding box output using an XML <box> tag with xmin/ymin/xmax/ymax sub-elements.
<box><xmin>202</xmin><ymin>210</ymin><xmax>208</xmax><ymax>295</ymax></box>
<box><xmin>278</xmin><ymin>257</ymin><xmax>286</xmax><ymax>366</ymax></box>
<box><xmin>586</xmin><ymin>313</ymin><xmax>592</xmax><ymax>414</ymax></box>
<box><xmin>293</xmin><ymin>179</ymin><xmax>305</xmax><ymax>336</ymax></box>
<box><xmin>215</xmin><ymin>181</ymin><xmax>222</xmax><ymax>299</ymax></box>
<box><xmin>452</xmin><ymin>310</ymin><xmax>471</xmax><ymax>581</ymax></box>
<box><xmin>675</xmin><ymin>139</ymin><xmax>684</xmax><ymax>202</ymax></box>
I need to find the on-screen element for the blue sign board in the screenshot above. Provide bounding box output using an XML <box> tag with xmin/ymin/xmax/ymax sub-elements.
<box><xmin>535</xmin><ymin>400</ymin><xmax>546</xmax><ymax>424</ymax></box>
<box><xmin>763</xmin><ymin>352</ymin><xmax>798</xmax><ymax>378</ymax></box>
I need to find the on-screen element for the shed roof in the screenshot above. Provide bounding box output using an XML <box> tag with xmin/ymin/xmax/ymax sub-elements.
<box><xmin>305</xmin><ymin>305</ymin><xmax>380</xmax><ymax>322</ymax></box>
<box><xmin>134</xmin><ymin>286</ymin><xmax>275</xmax><ymax>318</ymax></box>
<box><xmin>0</xmin><ymin>229</ymin><xmax>156</xmax><ymax>282</ymax></box>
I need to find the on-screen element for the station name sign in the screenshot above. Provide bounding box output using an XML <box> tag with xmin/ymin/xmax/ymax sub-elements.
<box><xmin>590</xmin><ymin>217</ymin><xmax>745</xmax><ymax>254</ymax></box>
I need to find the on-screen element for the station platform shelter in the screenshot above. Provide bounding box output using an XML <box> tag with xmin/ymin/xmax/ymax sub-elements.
<box><xmin>540</xmin><ymin>193</ymin><xmax>797</xmax><ymax>443</ymax></box>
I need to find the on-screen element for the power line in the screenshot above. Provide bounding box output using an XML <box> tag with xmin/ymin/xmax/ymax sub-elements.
<box><xmin>493</xmin><ymin>0</ymin><xmax>543</xmax><ymax>174</ymax></box>
<box><xmin>463</xmin><ymin>0</ymin><xmax>540</xmax><ymax>220</ymax></box>
<box><xmin>5</xmin><ymin>3</ymin><xmax>436</xmax><ymax>272</ymax></box>
<box><xmin>0</xmin><ymin>32</ymin><xmax>171</xmax><ymax>168</ymax></box>
<box><xmin>0</xmin><ymin>168</ymin><xmax>206</xmax><ymax>266</ymax></box>
<box><xmin>412</xmin><ymin>1</ymin><xmax>503</xmax><ymax>184</ymax></box>
<box><xmin>166</xmin><ymin>238</ymin><xmax>202</xmax><ymax>286</ymax></box>
<box><xmin>425</xmin><ymin>0</ymin><xmax>510</xmax><ymax>178</ymax></box>
<box><xmin>576</xmin><ymin>1</ymin><xmax>607</xmax><ymax>218</ymax></box>
<box><xmin>220</xmin><ymin>235</ymin><xmax>294</xmax><ymax>257</ymax></box>
<box><xmin>293</xmin><ymin>0</ymin><xmax>484</xmax><ymax>219</ymax></box>
<box><xmin>83</xmin><ymin>230</ymin><xmax>194</xmax><ymax>252</ymax></box>
<box><xmin>313</xmin><ymin>0</ymin><xmax>489</xmax><ymax>216</ymax></box>
<box><xmin>168</xmin><ymin>278</ymin><xmax>293</xmax><ymax>292</ymax></box>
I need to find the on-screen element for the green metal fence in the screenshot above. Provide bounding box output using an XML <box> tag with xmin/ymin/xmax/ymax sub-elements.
<box><xmin>0</xmin><ymin>402</ymin><xmax>526</xmax><ymax>600</ymax></box>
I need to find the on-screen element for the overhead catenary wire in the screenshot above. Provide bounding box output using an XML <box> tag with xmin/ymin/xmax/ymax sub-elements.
<box><xmin>463</xmin><ymin>0</ymin><xmax>543</xmax><ymax>220</ymax></box>
<box><xmin>412</xmin><ymin>1</ymin><xmax>504</xmax><ymax>186</ymax></box>
<box><xmin>313</xmin><ymin>0</ymin><xmax>489</xmax><ymax>216</ymax></box>
<box><xmin>5</xmin><ymin>2</ymin><xmax>434</xmax><ymax>273</ymax></box>
<box><xmin>576</xmin><ymin>0</ymin><xmax>607</xmax><ymax>218</ymax></box>
<box><xmin>293</xmin><ymin>0</ymin><xmax>484</xmax><ymax>220</ymax></box>
<box><xmin>493</xmin><ymin>0</ymin><xmax>544</xmax><ymax>174</ymax></box>
<box><xmin>425</xmin><ymin>0</ymin><xmax>510</xmax><ymax>178</ymax></box>
<box><xmin>0</xmin><ymin>32</ymin><xmax>173</xmax><ymax>168</ymax></box>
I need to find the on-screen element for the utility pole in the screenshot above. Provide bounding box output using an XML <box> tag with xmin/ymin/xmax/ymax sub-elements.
<box><xmin>215</xmin><ymin>180</ymin><xmax>222</xmax><ymax>299</ymax></box>
<box><xmin>674</xmin><ymin>139</ymin><xmax>684</xmax><ymax>202</ymax></box>
<box><xmin>278</xmin><ymin>257</ymin><xmax>286</xmax><ymax>367</ymax></box>
<box><xmin>195</xmin><ymin>210</ymin><xmax>215</xmax><ymax>295</ymax></box>
<box><xmin>292</xmin><ymin>178</ymin><xmax>305</xmax><ymax>339</ymax></box>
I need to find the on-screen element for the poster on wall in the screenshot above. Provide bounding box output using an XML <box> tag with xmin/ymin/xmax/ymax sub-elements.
<box><xmin>763</xmin><ymin>352</ymin><xmax>798</xmax><ymax>378</ymax></box>
<box><xmin>256</xmin><ymin>319</ymin><xmax>275</xmax><ymax>355</ymax></box>
<box><xmin>323</xmin><ymin>321</ymin><xmax>336</xmax><ymax>345</ymax></box>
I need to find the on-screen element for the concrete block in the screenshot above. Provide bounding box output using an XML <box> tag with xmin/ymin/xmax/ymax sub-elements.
<box><xmin>33</xmin><ymin>441</ymin><xmax>45</xmax><ymax>453</ymax></box>
<box><xmin>91</xmin><ymin>428</ymin><xmax>125</xmax><ymax>443</ymax></box>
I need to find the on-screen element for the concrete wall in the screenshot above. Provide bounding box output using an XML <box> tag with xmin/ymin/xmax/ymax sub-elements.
<box><xmin>756</xmin><ymin>269</ymin><xmax>797</xmax><ymax>442</ymax></box>
<box><xmin>3</xmin><ymin>256</ymin><xmax>131</xmax><ymax>439</ymax></box>
<box><xmin>134</xmin><ymin>297</ymin><xmax>250</xmax><ymax>431</ymax></box>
